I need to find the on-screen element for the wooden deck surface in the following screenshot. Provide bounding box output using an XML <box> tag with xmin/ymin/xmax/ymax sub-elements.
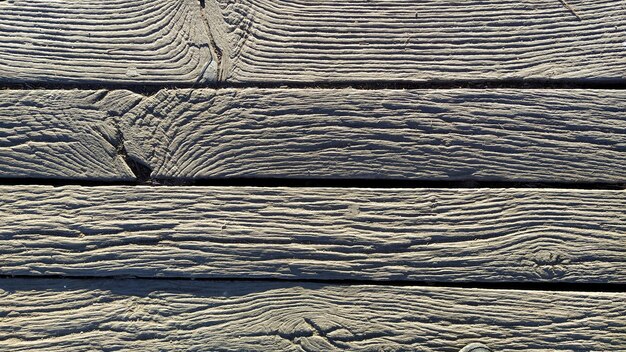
<box><xmin>0</xmin><ymin>0</ymin><xmax>624</xmax><ymax>351</ymax></box>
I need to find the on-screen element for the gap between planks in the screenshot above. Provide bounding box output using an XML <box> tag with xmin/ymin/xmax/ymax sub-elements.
<box><xmin>3</xmin><ymin>79</ymin><xmax>626</xmax><ymax>93</ymax></box>
<box><xmin>3</xmin><ymin>275</ymin><xmax>626</xmax><ymax>293</ymax></box>
<box><xmin>0</xmin><ymin>178</ymin><xmax>623</xmax><ymax>190</ymax></box>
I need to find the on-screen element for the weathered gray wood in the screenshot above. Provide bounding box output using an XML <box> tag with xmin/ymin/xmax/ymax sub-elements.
<box><xmin>0</xmin><ymin>90</ymin><xmax>137</xmax><ymax>180</ymax></box>
<box><xmin>1</xmin><ymin>278</ymin><xmax>625</xmax><ymax>351</ymax></box>
<box><xmin>121</xmin><ymin>88</ymin><xmax>626</xmax><ymax>182</ymax></box>
<box><xmin>0</xmin><ymin>0</ymin><xmax>214</xmax><ymax>84</ymax></box>
<box><xmin>4</xmin><ymin>88</ymin><xmax>625</xmax><ymax>182</ymax></box>
<box><xmin>2</xmin><ymin>186</ymin><xmax>624</xmax><ymax>283</ymax></box>
<box><xmin>205</xmin><ymin>0</ymin><xmax>626</xmax><ymax>82</ymax></box>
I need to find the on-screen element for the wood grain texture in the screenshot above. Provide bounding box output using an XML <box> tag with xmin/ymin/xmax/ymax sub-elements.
<box><xmin>4</xmin><ymin>88</ymin><xmax>625</xmax><ymax>181</ymax></box>
<box><xmin>0</xmin><ymin>90</ymin><xmax>138</xmax><ymax>180</ymax></box>
<box><xmin>206</xmin><ymin>0</ymin><xmax>626</xmax><ymax>82</ymax></box>
<box><xmin>2</xmin><ymin>186</ymin><xmax>625</xmax><ymax>283</ymax></box>
<box><xmin>0</xmin><ymin>0</ymin><xmax>214</xmax><ymax>84</ymax></box>
<box><xmin>121</xmin><ymin>88</ymin><xmax>626</xmax><ymax>182</ymax></box>
<box><xmin>1</xmin><ymin>279</ymin><xmax>625</xmax><ymax>351</ymax></box>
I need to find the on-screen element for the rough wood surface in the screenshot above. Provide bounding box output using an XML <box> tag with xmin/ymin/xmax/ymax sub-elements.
<box><xmin>2</xmin><ymin>186</ymin><xmax>624</xmax><ymax>283</ymax></box>
<box><xmin>0</xmin><ymin>0</ymin><xmax>214</xmax><ymax>84</ymax></box>
<box><xmin>121</xmin><ymin>88</ymin><xmax>626</xmax><ymax>182</ymax></box>
<box><xmin>205</xmin><ymin>0</ymin><xmax>626</xmax><ymax>82</ymax></box>
<box><xmin>3</xmin><ymin>88</ymin><xmax>625</xmax><ymax>181</ymax></box>
<box><xmin>0</xmin><ymin>90</ymin><xmax>136</xmax><ymax>180</ymax></box>
<box><xmin>1</xmin><ymin>279</ymin><xmax>625</xmax><ymax>351</ymax></box>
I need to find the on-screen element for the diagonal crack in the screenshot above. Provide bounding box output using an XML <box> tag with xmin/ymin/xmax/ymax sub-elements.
<box><xmin>557</xmin><ymin>0</ymin><xmax>582</xmax><ymax>20</ymax></box>
<box><xmin>196</xmin><ymin>0</ymin><xmax>233</xmax><ymax>82</ymax></box>
<box><xmin>113</xmin><ymin>127</ymin><xmax>154</xmax><ymax>184</ymax></box>
<box><xmin>303</xmin><ymin>317</ymin><xmax>346</xmax><ymax>349</ymax></box>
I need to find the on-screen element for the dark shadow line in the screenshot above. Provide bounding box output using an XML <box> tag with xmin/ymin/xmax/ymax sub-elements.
<box><xmin>0</xmin><ymin>177</ymin><xmax>623</xmax><ymax>189</ymax></box>
<box><xmin>164</xmin><ymin>177</ymin><xmax>626</xmax><ymax>190</ymax></box>
<box><xmin>2</xmin><ymin>274</ymin><xmax>626</xmax><ymax>293</ymax></box>
<box><xmin>2</xmin><ymin>78</ymin><xmax>626</xmax><ymax>93</ymax></box>
<box><xmin>219</xmin><ymin>79</ymin><xmax>626</xmax><ymax>91</ymax></box>
<box><xmin>0</xmin><ymin>177</ymin><xmax>138</xmax><ymax>187</ymax></box>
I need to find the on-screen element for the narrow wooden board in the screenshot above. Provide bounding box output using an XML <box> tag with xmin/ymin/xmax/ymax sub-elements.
<box><xmin>0</xmin><ymin>90</ymin><xmax>137</xmax><ymax>180</ymax></box>
<box><xmin>0</xmin><ymin>0</ymin><xmax>214</xmax><ymax>84</ymax></box>
<box><xmin>3</xmin><ymin>186</ymin><xmax>624</xmax><ymax>283</ymax></box>
<box><xmin>121</xmin><ymin>88</ymin><xmax>626</xmax><ymax>182</ymax></box>
<box><xmin>1</xmin><ymin>278</ymin><xmax>625</xmax><ymax>351</ymax></box>
<box><xmin>205</xmin><ymin>0</ymin><xmax>626</xmax><ymax>82</ymax></box>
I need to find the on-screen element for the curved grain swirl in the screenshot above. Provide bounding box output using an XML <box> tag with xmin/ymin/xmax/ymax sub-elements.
<box><xmin>0</xmin><ymin>0</ymin><xmax>214</xmax><ymax>84</ymax></box>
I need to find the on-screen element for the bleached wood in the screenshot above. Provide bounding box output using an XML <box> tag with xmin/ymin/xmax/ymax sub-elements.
<box><xmin>0</xmin><ymin>90</ymin><xmax>138</xmax><ymax>180</ymax></box>
<box><xmin>1</xmin><ymin>278</ymin><xmax>625</xmax><ymax>351</ymax></box>
<box><xmin>121</xmin><ymin>88</ymin><xmax>626</xmax><ymax>182</ymax></box>
<box><xmin>0</xmin><ymin>0</ymin><xmax>214</xmax><ymax>84</ymax></box>
<box><xmin>2</xmin><ymin>186</ymin><xmax>624</xmax><ymax>282</ymax></box>
<box><xmin>206</xmin><ymin>0</ymin><xmax>626</xmax><ymax>82</ymax></box>
<box><xmin>4</xmin><ymin>88</ymin><xmax>624</xmax><ymax>181</ymax></box>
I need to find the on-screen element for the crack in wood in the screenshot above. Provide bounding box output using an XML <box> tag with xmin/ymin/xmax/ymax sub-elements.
<box><xmin>197</xmin><ymin>1</ymin><xmax>225</xmax><ymax>82</ymax></box>
<box><xmin>558</xmin><ymin>0</ymin><xmax>582</xmax><ymax>20</ymax></box>
<box><xmin>111</xmin><ymin>126</ymin><xmax>154</xmax><ymax>183</ymax></box>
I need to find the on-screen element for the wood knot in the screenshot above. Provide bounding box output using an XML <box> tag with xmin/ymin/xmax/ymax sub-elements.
<box><xmin>529</xmin><ymin>250</ymin><xmax>572</xmax><ymax>279</ymax></box>
<box><xmin>531</xmin><ymin>250</ymin><xmax>570</xmax><ymax>266</ymax></box>
<box><xmin>347</xmin><ymin>204</ymin><xmax>360</xmax><ymax>217</ymax></box>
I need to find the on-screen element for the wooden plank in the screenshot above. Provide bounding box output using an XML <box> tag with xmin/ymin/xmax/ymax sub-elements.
<box><xmin>205</xmin><ymin>0</ymin><xmax>626</xmax><ymax>82</ymax></box>
<box><xmin>2</xmin><ymin>186</ymin><xmax>624</xmax><ymax>283</ymax></box>
<box><xmin>121</xmin><ymin>88</ymin><xmax>626</xmax><ymax>182</ymax></box>
<box><xmin>4</xmin><ymin>88</ymin><xmax>624</xmax><ymax>182</ymax></box>
<box><xmin>0</xmin><ymin>90</ymin><xmax>138</xmax><ymax>180</ymax></box>
<box><xmin>1</xmin><ymin>278</ymin><xmax>625</xmax><ymax>351</ymax></box>
<box><xmin>0</xmin><ymin>0</ymin><xmax>214</xmax><ymax>84</ymax></box>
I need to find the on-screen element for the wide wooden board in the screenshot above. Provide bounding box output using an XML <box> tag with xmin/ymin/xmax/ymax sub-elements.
<box><xmin>1</xmin><ymin>279</ymin><xmax>625</xmax><ymax>351</ymax></box>
<box><xmin>205</xmin><ymin>0</ymin><xmax>626</xmax><ymax>82</ymax></box>
<box><xmin>121</xmin><ymin>88</ymin><xmax>626</xmax><ymax>182</ymax></box>
<box><xmin>0</xmin><ymin>90</ymin><xmax>136</xmax><ymax>180</ymax></box>
<box><xmin>3</xmin><ymin>88</ymin><xmax>624</xmax><ymax>182</ymax></box>
<box><xmin>0</xmin><ymin>0</ymin><xmax>214</xmax><ymax>84</ymax></box>
<box><xmin>2</xmin><ymin>186</ymin><xmax>624</xmax><ymax>283</ymax></box>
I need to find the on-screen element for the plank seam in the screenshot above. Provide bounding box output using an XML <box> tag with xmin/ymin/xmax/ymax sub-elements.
<box><xmin>3</xmin><ymin>275</ymin><xmax>626</xmax><ymax>293</ymax></box>
<box><xmin>2</xmin><ymin>79</ymin><xmax>626</xmax><ymax>93</ymax></box>
<box><xmin>0</xmin><ymin>178</ymin><xmax>623</xmax><ymax>189</ymax></box>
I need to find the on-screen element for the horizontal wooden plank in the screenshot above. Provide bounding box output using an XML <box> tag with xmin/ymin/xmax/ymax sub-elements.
<box><xmin>0</xmin><ymin>0</ymin><xmax>214</xmax><ymax>84</ymax></box>
<box><xmin>4</xmin><ymin>88</ymin><xmax>624</xmax><ymax>182</ymax></box>
<box><xmin>206</xmin><ymin>0</ymin><xmax>626</xmax><ymax>82</ymax></box>
<box><xmin>1</xmin><ymin>278</ymin><xmax>625</xmax><ymax>351</ymax></box>
<box><xmin>121</xmin><ymin>88</ymin><xmax>626</xmax><ymax>182</ymax></box>
<box><xmin>2</xmin><ymin>186</ymin><xmax>624</xmax><ymax>283</ymax></box>
<box><xmin>0</xmin><ymin>90</ymin><xmax>136</xmax><ymax>180</ymax></box>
